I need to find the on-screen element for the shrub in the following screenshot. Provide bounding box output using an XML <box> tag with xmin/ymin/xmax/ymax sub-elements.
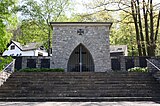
<box><xmin>19</xmin><ymin>68</ymin><xmax>64</xmax><ymax>72</ymax></box>
<box><xmin>0</xmin><ymin>57</ymin><xmax>13</xmax><ymax>72</ymax></box>
<box><xmin>128</xmin><ymin>67</ymin><xmax>148</xmax><ymax>72</ymax></box>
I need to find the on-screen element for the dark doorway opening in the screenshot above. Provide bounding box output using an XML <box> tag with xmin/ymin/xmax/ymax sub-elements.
<box><xmin>67</xmin><ymin>44</ymin><xmax>94</xmax><ymax>72</ymax></box>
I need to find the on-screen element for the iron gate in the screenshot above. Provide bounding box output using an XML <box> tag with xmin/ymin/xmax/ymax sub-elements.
<box><xmin>67</xmin><ymin>44</ymin><xmax>94</xmax><ymax>72</ymax></box>
<box><xmin>111</xmin><ymin>57</ymin><xmax>121</xmax><ymax>71</ymax></box>
<box><xmin>125</xmin><ymin>57</ymin><xmax>134</xmax><ymax>70</ymax></box>
<box><xmin>40</xmin><ymin>59</ymin><xmax>50</xmax><ymax>68</ymax></box>
<box><xmin>15</xmin><ymin>57</ymin><xmax>22</xmax><ymax>70</ymax></box>
<box><xmin>27</xmin><ymin>59</ymin><xmax>36</xmax><ymax>68</ymax></box>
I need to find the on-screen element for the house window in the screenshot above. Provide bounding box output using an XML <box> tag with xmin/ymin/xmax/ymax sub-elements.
<box><xmin>117</xmin><ymin>48</ymin><xmax>122</xmax><ymax>50</ymax></box>
<box><xmin>38</xmin><ymin>52</ymin><xmax>43</xmax><ymax>56</ymax></box>
<box><xmin>10</xmin><ymin>54</ymin><xmax>14</xmax><ymax>56</ymax></box>
<box><xmin>40</xmin><ymin>46</ymin><xmax>44</xmax><ymax>50</ymax></box>
<box><xmin>11</xmin><ymin>45</ymin><xmax>15</xmax><ymax>50</ymax></box>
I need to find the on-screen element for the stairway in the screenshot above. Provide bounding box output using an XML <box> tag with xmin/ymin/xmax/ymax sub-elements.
<box><xmin>0</xmin><ymin>72</ymin><xmax>160</xmax><ymax>101</ymax></box>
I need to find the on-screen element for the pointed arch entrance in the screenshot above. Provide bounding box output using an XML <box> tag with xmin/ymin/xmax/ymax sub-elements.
<box><xmin>67</xmin><ymin>44</ymin><xmax>94</xmax><ymax>72</ymax></box>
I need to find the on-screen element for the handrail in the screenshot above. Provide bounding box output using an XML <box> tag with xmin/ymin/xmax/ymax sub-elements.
<box><xmin>2</xmin><ymin>59</ymin><xmax>15</xmax><ymax>73</ymax></box>
<box><xmin>0</xmin><ymin>59</ymin><xmax>15</xmax><ymax>86</ymax></box>
<box><xmin>146</xmin><ymin>59</ymin><xmax>160</xmax><ymax>72</ymax></box>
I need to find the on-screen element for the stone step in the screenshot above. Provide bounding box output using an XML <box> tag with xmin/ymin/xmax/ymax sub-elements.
<box><xmin>11</xmin><ymin>73</ymin><xmax>149</xmax><ymax>77</ymax></box>
<box><xmin>4</xmin><ymin>80</ymin><xmax>157</xmax><ymax>84</ymax></box>
<box><xmin>0</xmin><ymin>89</ymin><xmax>156</xmax><ymax>96</ymax></box>
<box><xmin>6</xmin><ymin>77</ymin><xmax>155</xmax><ymax>81</ymax></box>
<box><xmin>10</xmin><ymin>72</ymin><xmax>151</xmax><ymax>77</ymax></box>
<box><xmin>0</xmin><ymin>72</ymin><xmax>160</xmax><ymax>101</ymax></box>
<box><xmin>2</xmin><ymin>82</ymin><xmax>159</xmax><ymax>88</ymax></box>
<box><xmin>2</xmin><ymin>85</ymin><xmax>159</xmax><ymax>90</ymax></box>
<box><xmin>5</xmin><ymin>76</ymin><xmax>156</xmax><ymax>80</ymax></box>
<box><xmin>0</xmin><ymin>96</ymin><xmax>159</xmax><ymax>102</ymax></box>
<box><xmin>7</xmin><ymin>76</ymin><xmax>155</xmax><ymax>79</ymax></box>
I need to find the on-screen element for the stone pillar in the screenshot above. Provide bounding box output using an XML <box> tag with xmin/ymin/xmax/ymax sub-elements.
<box><xmin>134</xmin><ymin>57</ymin><xmax>140</xmax><ymax>67</ymax></box>
<box><xmin>120</xmin><ymin>56</ymin><xmax>126</xmax><ymax>71</ymax></box>
<box><xmin>21</xmin><ymin>57</ymin><xmax>27</xmax><ymax>69</ymax></box>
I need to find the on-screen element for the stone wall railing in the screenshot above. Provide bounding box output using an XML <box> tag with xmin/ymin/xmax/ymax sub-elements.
<box><xmin>147</xmin><ymin>58</ymin><xmax>160</xmax><ymax>73</ymax></box>
<box><xmin>0</xmin><ymin>59</ymin><xmax>15</xmax><ymax>86</ymax></box>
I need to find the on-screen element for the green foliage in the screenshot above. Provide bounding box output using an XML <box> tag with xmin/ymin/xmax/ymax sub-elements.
<box><xmin>17</xmin><ymin>20</ymin><xmax>47</xmax><ymax>45</ymax></box>
<box><xmin>110</xmin><ymin>12</ymin><xmax>138</xmax><ymax>56</ymax></box>
<box><xmin>79</xmin><ymin>11</ymin><xmax>113</xmax><ymax>22</ymax></box>
<box><xmin>128</xmin><ymin>67</ymin><xmax>148</xmax><ymax>73</ymax></box>
<box><xmin>0</xmin><ymin>57</ymin><xmax>13</xmax><ymax>71</ymax></box>
<box><xmin>15</xmin><ymin>0</ymin><xmax>71</xmax><ymax>49</ymax></box>
<box><xmin>19</xmin><ymin>68</ymin><xmax>64</xmax><ymax>72</ymax></box>
<box><xmin>0</xmin><ymin>0</ymin><xmax>18</xmax><ymax>53</ymax></box>
<box><xmin>85</xmin><ymin>0</ymin><xmax>160</xmax><ymax>56</ymax></box>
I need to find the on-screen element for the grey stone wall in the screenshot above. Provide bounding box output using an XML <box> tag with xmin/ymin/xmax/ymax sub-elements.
<box><xmin>147</xmin><ymin>57</ymin><xmax>160</xmax><ymax>73</ymax></box>
<box><xmin>111</xmin><ymin>56</ymin><xmax>153</xmax><ymax>71</ymax></box>
<box><xmin>51</xmin><ymin>22</ymin><xmax>112</xmax><ymax>72</ymax></box>
<box><xmin>21</xmin><ymin>56</ymin><xmax>51</xmax><ymax>69</ymax></box>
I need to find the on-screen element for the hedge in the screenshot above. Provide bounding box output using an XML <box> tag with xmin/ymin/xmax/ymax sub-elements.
<box><xmin>128</xmin><ymin>67</ymin><xmax>148</xmax><ymax>73</ymax></box>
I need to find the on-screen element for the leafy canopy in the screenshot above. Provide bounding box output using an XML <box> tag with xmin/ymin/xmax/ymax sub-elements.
<box><xmin>0</xmin><ymin>0</ymin><xmax>18</xmax><ymax>53</ymax></box>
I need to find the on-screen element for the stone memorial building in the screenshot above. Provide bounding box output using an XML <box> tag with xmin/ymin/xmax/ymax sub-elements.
<box><xmin>50</xmin><ymin>22</ymin><xmax>112</xmax><ymax>72</ymax></box>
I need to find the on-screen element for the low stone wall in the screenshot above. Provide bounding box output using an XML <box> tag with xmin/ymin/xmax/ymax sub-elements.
<box><xmin>0</xmin><ymin>71</ymin><xmax>11</xmax><ymax>86</ymax></box>
<box><xmin>111</xmin><ymin>56</ymin><xmax>160</xmax><ymax>71</ymax></box>
<box><xmin>14</xmin><ymin>56</ymin><xmax>52</xmax><ymax>70</ymax></box>
<box><xmin>14</xmin><ymin>56</ymin><xmax>160</xmax><ymax>71</ymax></box>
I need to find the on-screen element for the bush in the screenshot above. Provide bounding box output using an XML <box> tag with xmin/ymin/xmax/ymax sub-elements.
<box><xmin>0</xmin><ymin>57</ymin><xmax>13</xmax><ymax>72</ymax></box>
<box><xmin>19</xmin><ymin>68</ymin><xmax>64</xmax><ymax>72</ymax></box>
<box><xmin>128</xmin><ymin>67</ymin><xmax>148</xmax><ymax>72</ymax></box>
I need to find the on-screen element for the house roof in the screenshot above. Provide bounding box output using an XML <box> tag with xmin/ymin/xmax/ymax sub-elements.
<box><xmin>10</xmin><ymin>40</ymin><xmax>43</xmax><ymax>51</ymax></box>
<box><xmin>22</xmin><ymin>42</ymin><xmax>41</xmax><ymax>51</ymax></box>
<box><xmin>11</xmin><ymin>40</ymin><xmax>23</xmax><ymax>50</ymax></box>
<box><xmin>110</xmin><ymin>45</ymin><xmax>127</xmax><ymax>53</ymax></box>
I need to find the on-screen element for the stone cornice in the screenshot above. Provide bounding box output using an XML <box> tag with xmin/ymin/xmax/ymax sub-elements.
<box><xmin>50</xmin><ymin>22</ymin><xmax>112</xmax><ymax>28</ymax></box>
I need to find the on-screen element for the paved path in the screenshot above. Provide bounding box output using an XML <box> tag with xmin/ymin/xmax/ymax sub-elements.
<box><xmin>0</xmin><ymin>102</ymin><xmax>160</xmax><ymax>106</ymax></box>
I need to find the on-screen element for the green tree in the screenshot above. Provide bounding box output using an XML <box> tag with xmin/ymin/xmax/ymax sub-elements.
<box><xmin>0</xmin><ymin>0</ymin><xmax>18</xmax><ymax>54</ymax></box>
<box><xmin>110</xmin><ymin>12</ymin><xmax>138</xmax><ymax>56</ymax></box>
<box><xmin>18</xmin><ymin>0</ymin><xmax>71</xmax><ymax>55</ymax></box>
<box><xmin>86</xmin><ymin>0</ymin><xmax>160</xmax><ymax>56</ymax></box>
<box><xmin>79</xmin><ymin>11</ymin><xmax>112</xmax><ymax>22</ymax></box>
<box><xmin>16</xmin><ymin>20</ymin><xmax>47</xmax><ymax>45</ymax></box>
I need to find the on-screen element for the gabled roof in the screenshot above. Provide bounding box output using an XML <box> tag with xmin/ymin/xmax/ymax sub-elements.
<box><xmin>10</xmin><ymin>40</ymin><xmax>43</xmax><ymax>51</ymax></box>
<box><xmin>10</xmin><ymin>40</ymin><xmax>23</xmax><ymax>51</ymax></box>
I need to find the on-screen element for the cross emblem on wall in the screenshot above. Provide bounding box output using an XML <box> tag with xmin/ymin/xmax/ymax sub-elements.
<box><xmin>77</xmin><ymin>29</ymin><xmax>84</xmax><ymax>35</ymax></box>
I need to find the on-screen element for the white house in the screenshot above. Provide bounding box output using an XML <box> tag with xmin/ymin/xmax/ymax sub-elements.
<box><xmin>110</xmin><ymin>45</ymin><xmax>128</xmax><ymax>57</ymax></box>
<box><xmin>2</xmin><ymin>41</ymin><xmax>48</xmax><ymax>56</ymax></box>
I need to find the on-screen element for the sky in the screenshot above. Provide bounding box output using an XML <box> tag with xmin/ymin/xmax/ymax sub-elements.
<box><xmin>74</xmin><ymin>0</ymin><xmax>91</xmax><ymax>13</ymax></box>
<box><xmin>74</xmin><ymin>0</ymin><xmax>160</xmax><ymax>13</ymax></box>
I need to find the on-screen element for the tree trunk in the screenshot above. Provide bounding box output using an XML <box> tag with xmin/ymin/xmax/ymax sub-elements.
<box><xmin>136</xmin><ymin>0</ymin><xmax>146</xmax><ymax>56</ymax></box>
<box><xmin>143</xmin><ymin>0</ymin><xmax>150</xmax><ymax>56</ymax></box>
<box><xmin>131</xmin><ymin>0</ymin><xmax>142</xmax><ymax>56</ymax></box>
<box><xmin>155</xmin><ymin>10</ymin><xmax>160</xmax><ymax>41</ymax></box>
<box><xmin>149</xmin><ymin>0</ymin><xmax>155</xmax><ymax>56</ymax></box>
